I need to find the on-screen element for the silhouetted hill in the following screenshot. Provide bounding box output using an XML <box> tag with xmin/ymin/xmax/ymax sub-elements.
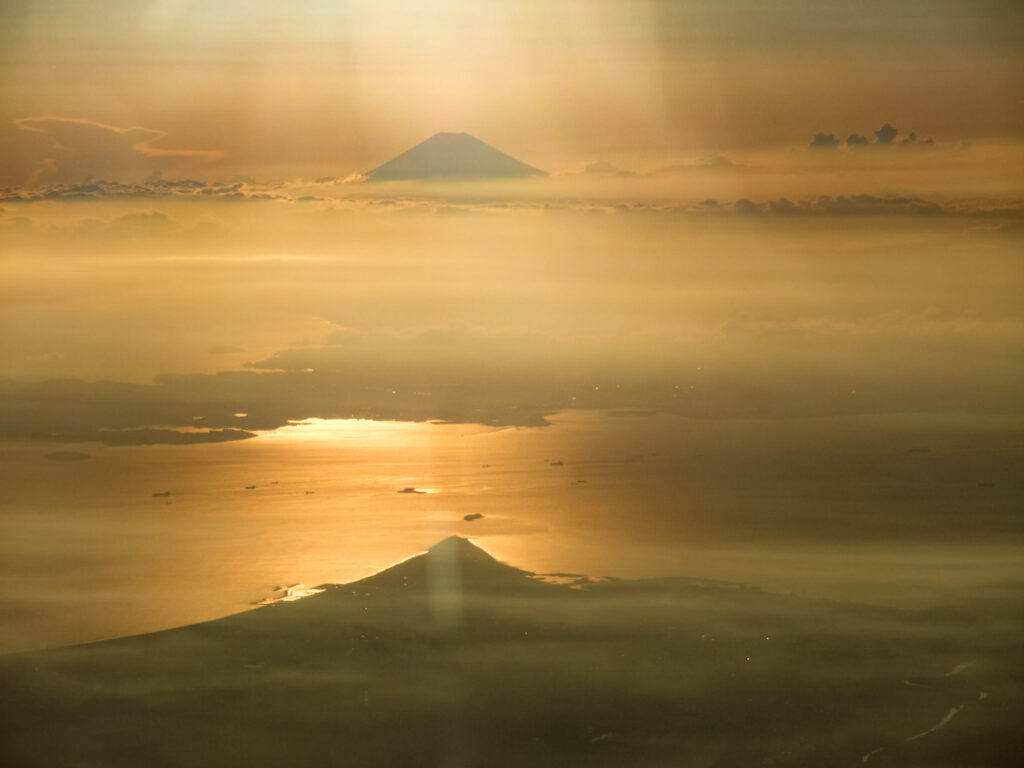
<box><xmin>1</xmin><ymin>537</ymin><xmax>1021</xmax><ymax>768</ymax></box>
<box><xmin>354</xmin><ymin>535</ymin><xmax>549</xmax><ymax>594</ymax></box>
<box><xmin>366</xmin><ymin>132</ymin><xmax>545</xmax><ymax>180</ymax></box>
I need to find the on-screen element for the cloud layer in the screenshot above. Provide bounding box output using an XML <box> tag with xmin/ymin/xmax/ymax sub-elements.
<box><xmin>2</xmin><ymin>177</ymin><xmax>1022</xmax><ymax>221</ymax></box>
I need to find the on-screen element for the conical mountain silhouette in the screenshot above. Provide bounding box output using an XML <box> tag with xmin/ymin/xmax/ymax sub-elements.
<box><xmin>366</xmin><ymin>132</ymin><xmax>545</xmax><ymax>180</ymax></box>
<box><xmin>355</xmin><ymin>535</ymin><xmax>546</xmax><ymax>594</ymax></box>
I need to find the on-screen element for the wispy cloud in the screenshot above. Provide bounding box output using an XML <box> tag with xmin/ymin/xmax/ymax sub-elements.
<box><xmin>10</xmin><ymin>116</ymin><xmax>225</xmax><ymax>184</ymax></box>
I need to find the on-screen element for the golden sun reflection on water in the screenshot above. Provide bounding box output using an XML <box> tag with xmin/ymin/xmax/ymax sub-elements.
<box><xmin>2</xmin><ymin>411</ymin><xmax>1023</xmax><ymax>653</ymax></box>
<box><xmin>1</xmin><ymin>412</ymin><xmax>560</xmax><ymax>651</ymax></box>
<box><xmin>259</xmin><ymin>417</ymin><xmax>507</xmax><ymax>444</ymax></box>
<box><xmin>245</xmin><ymin>416</ymin><xmax>559</xmax><ymax>577</ymax></box>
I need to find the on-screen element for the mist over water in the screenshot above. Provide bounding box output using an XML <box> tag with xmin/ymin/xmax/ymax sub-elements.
<box><xmin>2</xmin><ymin>198</ymin><xmax>1022</xmax><ymax>653</ymax></box>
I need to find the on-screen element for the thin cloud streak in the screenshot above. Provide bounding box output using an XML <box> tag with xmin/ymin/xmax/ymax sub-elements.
<box><xmin>9</xmin><ymin>116</ymin><xmax>225</xmax><ymax>183</ymax></box>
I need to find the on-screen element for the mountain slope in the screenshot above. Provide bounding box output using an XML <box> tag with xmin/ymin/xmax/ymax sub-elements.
<box><xmin>1</xmin><ymin>537</ymin><xmax>1019</xmax><ymax>768</ymax></box>
<box><xmin>366</xmin><ymin>132</ymin><xmax>545</xmax><ymax>180</ymax></box>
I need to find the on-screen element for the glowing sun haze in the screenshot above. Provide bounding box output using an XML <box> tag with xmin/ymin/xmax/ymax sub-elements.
<box><xmin>1</xmin><ymin>0</ymin><xmax>1022</xmax><ymax>183</ymax></box>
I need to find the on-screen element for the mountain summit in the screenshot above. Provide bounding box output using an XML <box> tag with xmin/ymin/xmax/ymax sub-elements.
<box><xmin>357</xmin><ymin>535</ymin><xmax>544</xmax><ymax>593</ymax></box>
<box><xmin>366</xmin><ymin>132</ymin><xmax>545</xmax><ymax>180</ymax></box>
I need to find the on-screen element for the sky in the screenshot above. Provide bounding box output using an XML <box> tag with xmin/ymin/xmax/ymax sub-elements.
<box><xmin>1</xmin><ymin>0</ymin><xmax>1022</xmax><ymax>183</ymax></box>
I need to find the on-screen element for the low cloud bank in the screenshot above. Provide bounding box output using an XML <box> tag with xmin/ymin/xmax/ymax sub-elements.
<box><xmin>2</xmin><ymin>179</ymin><xmax>1021</xmax><ymax>221</ymax></box>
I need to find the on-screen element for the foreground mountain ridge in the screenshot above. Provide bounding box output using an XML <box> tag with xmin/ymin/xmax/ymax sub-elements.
<box><xmin>1</xmin><ymin>536</ymin><xmax>1020</xmax><ymax>767</ymax></box>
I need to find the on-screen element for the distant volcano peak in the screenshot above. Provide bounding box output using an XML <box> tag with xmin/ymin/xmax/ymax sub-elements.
<box><xmin>366</xmin><ymin>132</ymin><xmax>545</xmax><ymax>181</ymax></box>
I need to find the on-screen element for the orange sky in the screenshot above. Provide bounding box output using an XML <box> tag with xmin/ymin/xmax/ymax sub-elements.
<box><xmin>1</xmin><ymin>0</ymin><xmax>1021</xmax><ymax>183</ymax></box>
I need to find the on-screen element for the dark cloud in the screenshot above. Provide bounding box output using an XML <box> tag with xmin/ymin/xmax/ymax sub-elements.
<box><xmin>874</xmin><ymin>123</ymin><xmax>899</xmax><ymax>145</ymax></box>
<box><xmin>734</xmin><ymin>198</ymin><xmax>760</xmax><ymax>215</ymax></box>
<box><xmin>809</xmin><ymin>133</ymin><xmax>839</xmax><ymax>149</ymax></box>
<box><xmin>810</xmin><ymin>125</ymin><xmax>934</xmax><ymax>150</ymax></box>
<box><xmin>767</xmin><ymin>197</ymin><xmax>800</xmax><ymax>215</ymax></box>
<box><xmin>8</xmin><ymin>117</ymin><xmax>225</xmax><ymax>185</ymax></box>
